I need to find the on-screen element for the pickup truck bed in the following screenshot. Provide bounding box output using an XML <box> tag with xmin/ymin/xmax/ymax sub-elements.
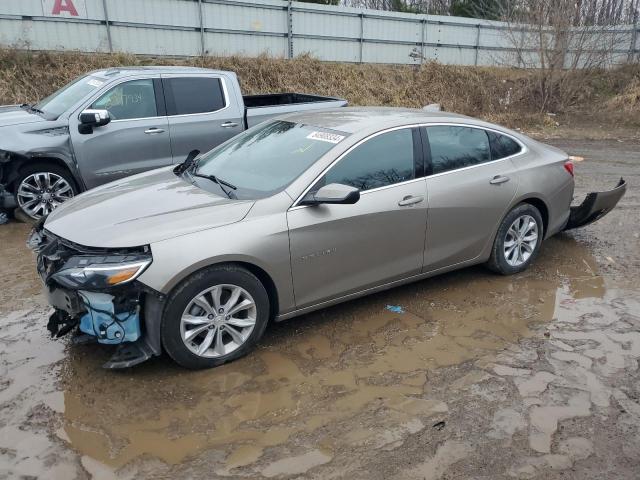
<box><xmin>244</xmin><ymin>93</ymin><xmax>347</xmax><ymax>127</ymax></box>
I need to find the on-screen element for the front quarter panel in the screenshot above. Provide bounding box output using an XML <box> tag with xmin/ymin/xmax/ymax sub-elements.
<box><xmin>136</xmin><ymin>192</ymin><xmax>295</xmax><ymax>314</ymax></box>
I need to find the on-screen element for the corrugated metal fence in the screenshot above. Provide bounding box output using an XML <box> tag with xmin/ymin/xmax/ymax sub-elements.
<box><xmin>0</xmin><ymin>0</ymin><xmax>638</xmax><ymax>67</ymax></box>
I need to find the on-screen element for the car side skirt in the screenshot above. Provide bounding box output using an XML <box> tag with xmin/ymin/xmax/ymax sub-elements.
<box><xmin>275</xmin><ymin>255</ymin><xmax>484</xmax><ymax>322</ymax></box>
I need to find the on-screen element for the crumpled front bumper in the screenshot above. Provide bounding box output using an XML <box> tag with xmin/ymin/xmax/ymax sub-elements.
<box><xmin>29</xmin><ymin>224</ymin><xmax>165</xmax><ymax>369</ymax></box>
<box><xmin>564</xmin><ymin>178</ymin><xmax>627</xmax><ymax>230</ymax></box>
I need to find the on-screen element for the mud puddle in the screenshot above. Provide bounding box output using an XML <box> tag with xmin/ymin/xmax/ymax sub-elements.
<box><xmin>1</xmin><ymin>216</ymin><xmax>631</xmax><ymax>479</ymax></box>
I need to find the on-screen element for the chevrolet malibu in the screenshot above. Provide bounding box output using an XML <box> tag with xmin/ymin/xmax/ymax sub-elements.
<box><xmin>29</xmin><ymin>108</ymin><xmax>626</xmax><ymax>369</ymax></box>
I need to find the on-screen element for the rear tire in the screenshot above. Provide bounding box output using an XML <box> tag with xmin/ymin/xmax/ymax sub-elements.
<box><xmin>161</xmin><ymin>265</ymin><xmax>270</xmax><ymax>369</ymax></box>
<box><xmin>486</xmin><ymin>203</ymin><xmax>544</xmax><ymax>275</ymax></box>
<box><xmin>14</xmin><ymin>163</ymin><xmax>77</xmax><ymax>220</ymax></box>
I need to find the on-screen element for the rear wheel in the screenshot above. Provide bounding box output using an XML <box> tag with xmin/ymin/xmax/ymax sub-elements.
<box><xmin>486</xmin><ymin>203</ymin><xmax>543</xmax><ymax>275</ymax></box>
<box><xmin>15</xmin><ymin>164</ymin><xmax>77</xmax><ymax>219</ymax></box>
<box><xmin>161</xmin><ymin>265</ymin><xmax>270</xmax><ymax>369</ymax></box>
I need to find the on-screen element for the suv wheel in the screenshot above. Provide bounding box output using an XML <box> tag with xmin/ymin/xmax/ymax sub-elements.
<box><xmin>487</xmin><ymin>203</ymin><xmax>544</xmax><ymax>275</ymax></box>
<box><xmin>161</xmin><ymin>265</ymin><xmax>270</xmax><ymax>369</ymax></box>
<box><xmin>15</xmin><ymin>164</ymin><xmax>77</xmax><ymax>219</ymax></box>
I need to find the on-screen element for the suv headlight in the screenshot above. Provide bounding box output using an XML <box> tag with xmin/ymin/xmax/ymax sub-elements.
<box><xmin>51</xmin><ymin>254</ymin><xmax>152</xmax><ymax>289</ymax></box>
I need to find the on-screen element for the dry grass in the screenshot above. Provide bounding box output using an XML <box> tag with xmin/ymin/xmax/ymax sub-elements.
<box><xmin>1</xmin><ymin>48</ymin><xmax>638</xmax><ymax>130</ymax></box>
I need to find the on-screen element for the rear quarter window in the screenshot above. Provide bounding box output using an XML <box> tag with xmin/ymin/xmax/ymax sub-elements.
<box><xmin>164</xmin><ymin>77</ymin><xmax>226</xmax><ymax>115</ymax></box>
<box><xmin>488</xmin><ymin>131</ymin><xmax>522</xmax><ymax>159</ymax></box>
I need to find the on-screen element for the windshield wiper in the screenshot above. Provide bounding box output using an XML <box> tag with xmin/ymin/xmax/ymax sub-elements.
<box><xmin>193</xmin><ymin>172</ymin><xmax>238</xmax><ymax>199</ymax></box>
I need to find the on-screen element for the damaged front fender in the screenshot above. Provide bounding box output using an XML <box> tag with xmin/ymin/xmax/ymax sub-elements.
<box><xmin>31</xmin><ymin>225</ymin><xmax>165</xmax><ymax>369</ymax></box>
<box><xmin>564</xmin><ymin>178</ymin><xmax>627</xmax><ymax>230</ymax></box>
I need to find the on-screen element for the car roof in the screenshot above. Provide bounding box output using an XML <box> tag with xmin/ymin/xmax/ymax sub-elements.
<box><xmin>277</xmin><ymin>107</ymin><xmax>476</xmax><ymax>134</ymax></box>
<box><xmin>89</xmin><ymin>66</ymin><xmax>231</xmax><ymax>78</ymax></box>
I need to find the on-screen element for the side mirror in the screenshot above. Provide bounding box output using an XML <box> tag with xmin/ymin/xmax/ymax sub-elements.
<box><xmin>302</xmin><ymin>183</ymin><xmax>360</xmax><ymax>206</ymax></box>
<box><xmin>78</xmin><ymin>109</ymin><xmax>111</xmax><ymax>134</ymax></box>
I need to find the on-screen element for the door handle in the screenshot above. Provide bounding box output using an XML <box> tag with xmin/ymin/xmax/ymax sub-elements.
<box><xmin>221</xmin><ymin>121</ymin><xmax>239</xmax><ymax>128</ymax></box>
<box><xmin>144</xmin><ymin>128</ymin><xmax>165</xmax><ymax>134</ymax></box>
<box><xmin>490</xmin><ymin>175</ymin><xmax>510</xmax><ymax>185</ymax></box>
<box><xmin>398</xmin><ymin>195</ymin><xmax>424</xmax><ymax>206</ymax></box>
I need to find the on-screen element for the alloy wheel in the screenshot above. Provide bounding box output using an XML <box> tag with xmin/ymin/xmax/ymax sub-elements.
<box><xmin>17</xmin><ymin>172</ymin><xmax>74</xmax><ymax>219</ymax></box>
<box><xmin>180</xmin><ymin>284</ymin><xmax>257</xmax><ymax>358</ymax></box>
<box><xmin>503</xmin><ymin>214</ymin><xmax>538</xmax><ymax>267</ymax></box>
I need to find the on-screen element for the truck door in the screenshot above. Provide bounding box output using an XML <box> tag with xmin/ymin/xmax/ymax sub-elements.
<box><xmin>69</xmin><ymin>77</ymin><xmax>173</xmax><ymax>190</ymax></box>
<box><xmin>161</xmin><ymin>75</ymin><xmax>244</xmax><ymax>161</ymax></box>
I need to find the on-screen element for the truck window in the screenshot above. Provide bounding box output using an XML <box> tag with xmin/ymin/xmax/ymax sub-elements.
<box><xmin>164</xmin><ymin>77</ymin><xmax>226</xmax><ymax>116</ymax></box>
<box><xmin>91</xmin><ymin>79</ymin><xmax>157</xmax><ymax>121</ymax></box>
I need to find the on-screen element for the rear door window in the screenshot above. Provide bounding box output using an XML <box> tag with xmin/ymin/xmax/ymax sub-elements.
<box><xmin>487</xmin><ymin>131</ymin><xmax>522</xmax><ymax>159</ymax></box>
<box><xmin>426</xmin><ymin>126</ymin><xmax>491</xmax><ymax>174</ymax></box>
<box><xmin>164</xmin><ymin>77</ymin><xmax>226</xmax><ymax>116</ymax></box>
<box><xmin>322</xmin><ymin>128</ymin><xmax>415</xmax><ymax>191</ymax></box>
<box><xmin>91</xmin><ymin>79</ymin><xmax>157</xmax><ymax>120</ymax></box>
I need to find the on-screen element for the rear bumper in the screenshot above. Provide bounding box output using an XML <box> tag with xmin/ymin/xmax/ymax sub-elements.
<box><xmin>564</xmin><ymin>178</ymin><xmax>627</xmax><ymax>230</ymax></box>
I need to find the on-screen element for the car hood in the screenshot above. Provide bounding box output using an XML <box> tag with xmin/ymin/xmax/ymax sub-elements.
<box><xmin>0</xmin><ymin>105</ymin><xmax>48</xmax><ymax>127</ymax></box>
<box><xmin>45</xmin><ymin>167</ymin><xmax>254</xmax><ymax>248</ymax></box>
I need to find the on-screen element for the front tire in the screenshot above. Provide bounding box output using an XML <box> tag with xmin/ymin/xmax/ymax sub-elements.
<box><xmin>15</xmin><ymin>163</ymin><xmax>77</xmax><ymax>220</ymax></box>
<box><xmin>486</xmin><ymin>203</ymin><xmax>543</xmax><ymax>275</ymax></box>
<box><xmin>161</xmin><ymin>265</ymin><xmax>270</xmax><ymax>369</ymax></box>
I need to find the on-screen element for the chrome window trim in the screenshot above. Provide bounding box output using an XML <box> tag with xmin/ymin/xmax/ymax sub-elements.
<box><xmin>289</xmin><ymin>122</ymin><xmax>527</xmax><ymax>211</ymax></box>
<box><xmin>90</xmin><ymin>74</ymin><xmax>231</xmax><ymax>123</ymax></box>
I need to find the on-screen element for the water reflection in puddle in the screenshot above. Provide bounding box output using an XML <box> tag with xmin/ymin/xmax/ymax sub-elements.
<box><xmin>58</xmin><ymin>236</ymin><xmax>606</xmax><ymax>473</ymax></box>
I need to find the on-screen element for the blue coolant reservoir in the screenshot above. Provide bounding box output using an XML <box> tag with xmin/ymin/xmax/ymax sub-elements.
<box><xmin>78</xmin><ymin>291</ymin><xmax>141</xmax><ymax>344</ymax></box>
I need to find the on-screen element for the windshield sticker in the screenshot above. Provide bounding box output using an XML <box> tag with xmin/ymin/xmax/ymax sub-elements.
<box><xmin>306</xmin><ymin>131</ymin><xmax>345</xmax><ymax>144</ymax></box>
<box><xmin>87</xmin><ymin>79</ymin><xmax>104</xmax><ymax>88</ymax></box>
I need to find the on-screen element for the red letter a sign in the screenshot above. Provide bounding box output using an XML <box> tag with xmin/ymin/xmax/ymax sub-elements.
<box><xmin>52</xmin><ymin>0</ymin><xmax>79</xmax><ymax>16</ymax></box>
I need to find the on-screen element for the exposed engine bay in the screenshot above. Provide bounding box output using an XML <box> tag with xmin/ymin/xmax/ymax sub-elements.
<box><xmin>28</xmin><ymin>219</ymin><xmax>164</xmax><ymax>368</ymax></box>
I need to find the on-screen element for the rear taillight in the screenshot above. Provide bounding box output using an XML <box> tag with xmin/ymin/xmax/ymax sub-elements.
<box><xmin>564</xmin><ymin>160</ymin><xmax>574</xmax><ymax>177</ymax></box>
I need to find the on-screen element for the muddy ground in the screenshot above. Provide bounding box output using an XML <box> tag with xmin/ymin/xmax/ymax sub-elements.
<box><xmin>0</xmin><ymin>137</ymin><xmax>639</xmax><ymax>480</ymax></box>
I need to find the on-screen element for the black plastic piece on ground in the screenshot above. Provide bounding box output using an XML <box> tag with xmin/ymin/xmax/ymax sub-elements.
<box><xmin>47</xmin><ymin>309</ymin><xmax>78</xmax><ymax>338</ymax></box>
<box><xmin>103</xmin><ymin>339</ymin><xmax>155</xmax><ymax>369</ymax></box>
<box><xmin>565</xmin><ymin>177</ymin><xmax>626</xmax><ymax>230</ymax></box>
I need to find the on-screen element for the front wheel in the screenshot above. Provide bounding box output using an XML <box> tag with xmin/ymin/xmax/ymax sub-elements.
<box><xmin>15</xmin><ymin>164</ymin><xmax>77</xmax><ymax>220</ymax></box>
<box><xmin>161</xmin><ymin>265</ymin><xmax>270</xmax><ymax>369</ymax></box>
<box><xmin>486</xmin><ymin>203</ymin><xmax>544</xmax><ymax>275</ymax></box>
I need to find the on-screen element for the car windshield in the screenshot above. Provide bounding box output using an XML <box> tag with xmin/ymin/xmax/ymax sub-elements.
<box><xmin>35</xmin><ymin>75</ymin><xmax>106</xmax><ymax>118</ymax></box>
<box><xmin>194</xmin><ymin>120</ymin><xmax>348</xmax><ymax>199</ymax></box>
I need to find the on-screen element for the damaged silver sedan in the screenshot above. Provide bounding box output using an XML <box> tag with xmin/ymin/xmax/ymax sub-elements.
<box><xmin>28</xmin><ymin>108</ymin><xmax>627</xmax><ymax>369</ymax></box>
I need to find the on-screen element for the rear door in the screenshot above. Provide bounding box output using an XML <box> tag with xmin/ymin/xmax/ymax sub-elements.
<box><xmin>162</xmin><ymin>75</ymin><xmax>244</xmax><ymax>161</ymax></box>
<box><xmin>423</xmin><ymin>125</ymin><xmax>521</xmax><ymax>272</ymax></box>
<box><xmin>287</xmin><ymin>127</ymin><xmax>428</xmax><ymax>308</ymax></box>
<box><xmin>70</xmin><ymin>77</ymin><xmax>173</xmax><ymax>189</ymax></box>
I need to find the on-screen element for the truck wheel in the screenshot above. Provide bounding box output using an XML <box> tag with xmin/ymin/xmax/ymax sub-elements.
<box><xmin>15</xmin><ymin>164</ymin><xmax>77</xmax><ymax>220</ymax></box>
<box><xmin>486</xmin><ymin>203</ymin><xmax>544</xmax><ymax>275</ymax></box>
<box><xmin>161</xmin><ymin>265</ymin><xmax>270</xmax><ymax>369</ymax></box>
